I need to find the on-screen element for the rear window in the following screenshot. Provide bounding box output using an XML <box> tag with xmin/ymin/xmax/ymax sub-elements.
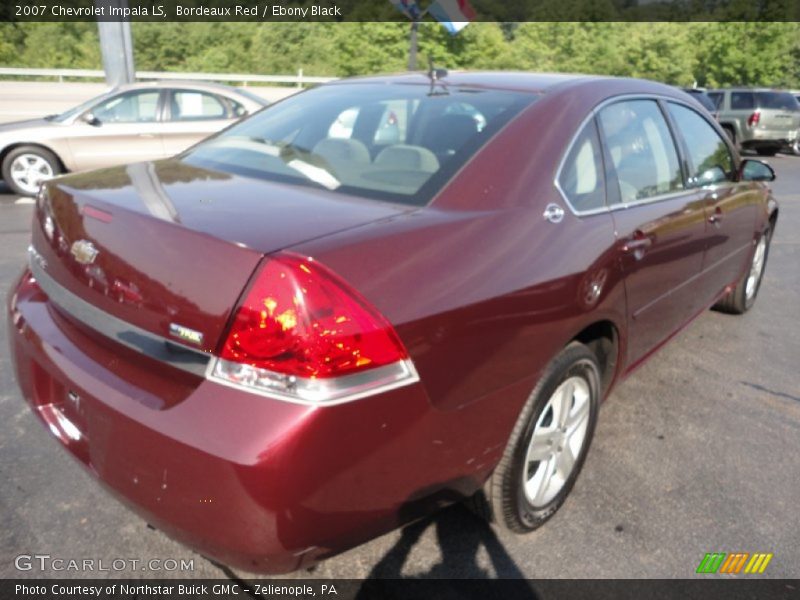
<box><xmin>755</xmin><ymin>92</ymin><xmax>800</xmax><ymax>111</ymax></box>
<box><xmin>183</xmin><ymin>83</ymin><xmax>536</xmax><ymax>206</ymax></box>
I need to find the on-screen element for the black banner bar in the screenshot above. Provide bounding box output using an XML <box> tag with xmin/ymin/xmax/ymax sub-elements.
<box><xmin>1</xmin><ymin>0</ymin><xmax>799</xmax><ymax>22</ymax></box>
<box><xmin>3</xmin><ymin>579</ymin><xmax>800</xmax><ymax>600</ymax></box>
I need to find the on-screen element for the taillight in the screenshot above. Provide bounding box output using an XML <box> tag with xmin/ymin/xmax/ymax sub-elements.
<box><xmin>748</xmin><ymin>111</ymin><xmax>761</xmax><ymax>127</ymax></box>
<box><xmin>209</xmin><ymin>253</ymin><xmax>417</xmax><ymax>404</ymax></box>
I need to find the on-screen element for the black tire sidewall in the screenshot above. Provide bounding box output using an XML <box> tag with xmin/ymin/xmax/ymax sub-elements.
<box><xmin>505</xmin><ymin>345</ymin><xmax>601</xmax><ymax>530</ymax></box>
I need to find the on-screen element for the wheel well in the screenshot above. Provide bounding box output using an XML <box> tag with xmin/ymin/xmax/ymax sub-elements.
<box><xmin>720</xmin><ymin>123</ymin><xmax>736</xmax><ymax>142</ymax></box>
<box><xmin>572</xmin><ymin>320</ymin><xmax>619</xmax><ymax>395</ymax></box>
<box><xmin>0</xmin><ymin>142</ymin><xmax>66</xmax><ymax>174</ymax></box>
<box><xmin>768</xmin><ymin>208</ymin><xmax>778</xmax><ymax>232</ymax></box>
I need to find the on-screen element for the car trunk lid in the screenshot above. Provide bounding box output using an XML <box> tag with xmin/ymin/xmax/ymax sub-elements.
<box><xmin>31</xmin><ymin>159</ymin><xmax>410</xmax><ymax>357</ymax></box>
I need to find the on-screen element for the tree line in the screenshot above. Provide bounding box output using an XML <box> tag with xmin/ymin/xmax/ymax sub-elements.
<box><xmin>1</xmin><ymin>22</ymin><xmax>798</xmax><ymax>89</ymax></box>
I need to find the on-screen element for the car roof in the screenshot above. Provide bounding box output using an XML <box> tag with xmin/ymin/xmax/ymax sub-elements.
<box><xmin>324</xmin><ymin>71</ymin><xmax>690</xmax><ymax>101</ymax></box>
<box><xmin>326</xmin><ymin>71</ymin><xmax>593</xmax><ymax>93</ymax></box>
<box><xmin>112</xmin><ymin>80</ymin><xmax>261</xmax><ymax>97</ymax></box>
<box><xmin>708</xmin><ymin>87</ymin><xmax>795</xmax><ymax>92</ymax></box>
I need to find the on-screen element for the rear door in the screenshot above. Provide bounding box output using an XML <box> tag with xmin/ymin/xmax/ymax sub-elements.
<box><xmin>160</xmin><ymin>89</ymin><xmax>237</xmax><ymax>156</ymax></box>
<box><xmin>597</xmin><ymin>98</ymin><xmax>708</xmax><ymax>365</ymax></box>
<box><xmin>67</xmin><ymin>89</ymin><xmax>166</xmax><ymax>171</ymax></box>
<box><xmin>665</xmin><ymin>101</ymin><xmax>758</xmax><ymax>298</ymax></box>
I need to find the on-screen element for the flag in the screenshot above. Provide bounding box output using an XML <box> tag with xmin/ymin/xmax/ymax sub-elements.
<box><xmin>389</xmin><ymin>0</ymin><xmax>422</xmax><ymax>20</ymax></box>
<box><xmin>428</xmin><ymin>0</ymin><xmax>476</xmax><ymax>35</ymax></box>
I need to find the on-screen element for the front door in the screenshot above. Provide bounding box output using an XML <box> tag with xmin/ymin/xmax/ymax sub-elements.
<box><xmin>664</xmin><ymin>101</ymin><xmax>760</xmax><ymax>299</ymax></box>
<box><xmin>67</xmin><ymin>89</ymin><xmax>166</xmax><ymax>171</ymax></box>
<box><xmin>597</xmin><ymin>99</ymin><xmax>708</xmax><ymax>366</ymax></box>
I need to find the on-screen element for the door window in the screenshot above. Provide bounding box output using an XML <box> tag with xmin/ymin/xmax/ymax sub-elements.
<box><xmin>706</xmin><ymin>91</ymin><xmax>723</xmax><ymax>110</ymax></box>
<box><xmin>597</xmin><ymin>100</ymin><xmax>684</xmax><ymax>204</ymax></box>
<box><xmin>92</xmin><ymin>91</ymin><xmax>160</xmax><ymax>123</ymax></box>
<box><xmin>730</xmin><ymin>92</ymin><xmax>755</xmax><ymax>110</ymax></box>
<box><xmin>170</xmin><ymin>91</ymin><xmax>228</xmax><ymax>121</ymax></box>
<box><xmin>668</xmin><ymin>103</ymin><xmax>734</xmax><ymax>186</ymax></box>
<box><xmin>558</xmin><ymin>120</ymin><xmax>606</xmax><ymax>212</ymax></box>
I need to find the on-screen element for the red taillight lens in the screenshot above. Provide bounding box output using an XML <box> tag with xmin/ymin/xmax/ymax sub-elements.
<box><xmin>219</xmin><ymin>253</ymin><xmax>408</xmax><ymax>380</ymax></box>
<box><xmin>748</xmin><ymin>111</ymin><xmax>761</xmax><ymax>127</ymax></box>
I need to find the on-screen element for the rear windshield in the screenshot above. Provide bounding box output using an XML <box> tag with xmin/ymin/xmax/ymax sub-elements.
<box><xmin>756</xmin><ymin>92</ymin><xmax>800</xmax><ymax>111</ymax></box>
<box><xmin>183</xmin><ymin>83</ymin><xmax>536</xmax><ymax>206</ymax></box>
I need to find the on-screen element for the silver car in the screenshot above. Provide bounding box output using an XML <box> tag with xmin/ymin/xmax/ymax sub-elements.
<box><xmin>0</xmin><ymin>81</ymin><xmax>267</xmax><ymax>195</ymax></box>
<box><xmin>706</xmin><ymin>88</ymin><xmax>800</xmax><ymax>156</ymax></box>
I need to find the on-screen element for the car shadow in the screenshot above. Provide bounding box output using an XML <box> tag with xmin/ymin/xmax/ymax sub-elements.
<box><xmin>355</xmin><ymin>503</ymin><xmax>538</xmax><ymax>600</ymax></box>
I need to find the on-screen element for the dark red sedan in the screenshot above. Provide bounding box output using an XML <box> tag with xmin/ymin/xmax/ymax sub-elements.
<box><xmin>7</xmin><ymin>72</ymin><xmax>777</xmax><ymax>573</ymax></box>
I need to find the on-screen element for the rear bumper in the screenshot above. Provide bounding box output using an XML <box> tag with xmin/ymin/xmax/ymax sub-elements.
<box><xmin>741</xmin><ymin>127</ymin><xmax>798</xmax><ymax>147</ymax></box>
<box><xmin>7</xmin><ymin>268</ymin><xmax>495</xmax><ymax>573</ymax></box>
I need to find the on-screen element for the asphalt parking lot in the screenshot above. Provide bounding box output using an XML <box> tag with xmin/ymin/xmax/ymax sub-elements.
<box><xmin>0</xmin><ymin>155</ymin><xmax>798</xmax><ymax>582</ymax></box>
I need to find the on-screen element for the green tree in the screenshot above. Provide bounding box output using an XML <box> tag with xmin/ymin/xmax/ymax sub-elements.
<box><xmin>693</xmin><ymin>22</ymin><xmax>800</xmax><ymax>87</ymax></box>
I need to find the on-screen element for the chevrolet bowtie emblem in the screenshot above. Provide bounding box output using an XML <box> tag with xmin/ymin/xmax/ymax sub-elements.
<box><xmin>70</xmin><ymin>240</ymin><xmax>99</xmax><ymax>265</ymax></box>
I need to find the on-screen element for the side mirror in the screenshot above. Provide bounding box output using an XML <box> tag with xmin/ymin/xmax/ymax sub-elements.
<box><xmin>81</xmin><ymin>113</ymin><xmax>101</xmax><ymax>126</ymax></box>
<box><xmin>740</xmin><ymin>159</ymin><xmax>775</xmax><ymax>182</ymax></box>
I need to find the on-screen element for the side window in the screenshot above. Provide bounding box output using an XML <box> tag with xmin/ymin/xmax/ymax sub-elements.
<box><xmin>558</xmin><ymin>119</ymin><xmax>606</xmax><ymax>212</ymax></box>
<box><xmin>706</xmin><ymin>92</ymin><xmax>723</xmax><ymax>110</ymax></box>
<box><xmin>170</xmin><ymin>91</ymin><xmax>228</xmax><ymax>121</ymax></box>
<box><xmin>374</xmin><ymin>101</ymin><xmax>404</xmax><ymax>145</ymax></box>
<box><xmin>92</xmin><ymin>91</ymin><xmax>160</xmax><ymax>123</ymax></box>
<box><xmin>328</xmin><ymin>107</ymin><xmax>359</xmax><ymax>139</ymax></box>
<box><xmin>668</xmin><ymin>103</ymin><xmax>734</xmax><ymax>186</ymax></box>
<box><xmin>597</xmin><ymin>100</ymin><xmax>684</xmax><ymax>204</ymax></box>
<box><xmin>731</xmin><ymin>92</ymin><xmax>755</xmax><ymax>110</ymax></box>
<box><xmin>443</xmin><ymin>102</ymin><xmax>487</xmax><ymax>132</ymax></box>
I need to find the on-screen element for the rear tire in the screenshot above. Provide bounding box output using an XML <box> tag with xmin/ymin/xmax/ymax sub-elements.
<box><xmin>1</xmin><ymin>145</ymin><xmax>61</xmax><ymax>196</ymax></box>
<box><xmin>714</xmin><ymin>226</ymin><xmax>771</xmax><ymax>314</ymax></box>
<box><xmin>755</xmin><ymin>147</ymin><xmax>779</xmax><ymax>157</ymax></box>
<box><xmin>469</xmin><ymin>342</ymin><xmax>601</xmax><ymax>533</ymax></box>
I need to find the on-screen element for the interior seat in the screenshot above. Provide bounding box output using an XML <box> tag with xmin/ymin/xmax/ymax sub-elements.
<box><xmin>312</xmin><ymin>138</ymin><xmax>371</xmax><ymax>165</ymax></box>
<box><xmin>373</xmin><ymin>144</ymin><xmax>439</xmax><ymax>173</ymax></box>
<box><xmin>419</xmin><ymin>114</ymin><xmax>480</xmax><ymax>159</ymax></box>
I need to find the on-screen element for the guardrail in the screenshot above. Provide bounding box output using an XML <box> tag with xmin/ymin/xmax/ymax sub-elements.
<box><xmin>0</xmin><ymin>67</ymin><xmax>337</xmax><ymax>87</ymax></box>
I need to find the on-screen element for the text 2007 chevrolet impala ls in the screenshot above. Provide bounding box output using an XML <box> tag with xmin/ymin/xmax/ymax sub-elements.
<box><xmin>7</xmin><ymin>72</ymin><xmax>777</xmax><ymax>573</ymax></box>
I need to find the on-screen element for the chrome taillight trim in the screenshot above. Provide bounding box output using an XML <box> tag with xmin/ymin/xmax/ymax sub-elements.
<box><xmin>206</xmin><ymin>357</ymin><xmax>420</xmax><ymax>406</ymax></box>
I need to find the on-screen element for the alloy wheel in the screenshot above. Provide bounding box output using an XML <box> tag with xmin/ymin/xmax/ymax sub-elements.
<box><xmin>523</xmin><ymin>375</ymin><xmax>591</xmax><ymax>507</ymax></box>
<box><xmin>745</xmin><ymin>236</ymin><xmax>767</xmax><ymax>301</ymax></box>
<box><xmin>9</xmin><ymin>153</ymin><xmax>54</xmax><ymax>195</ymax></box>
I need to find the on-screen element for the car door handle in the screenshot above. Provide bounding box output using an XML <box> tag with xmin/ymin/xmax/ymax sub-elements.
<box><xmin>708</xmin><ymin>207</ymin><xmax>723</xmax><ymax>226</ymax></box>
<box><xmin>138</xmin><ymin>133</ymin><xmax>156</xmax><ymax>138</ymax></box>
<box><xmin>622</xmin><ymin>236</ymin><xmax>652</xmax><ymax>253</ymax></box>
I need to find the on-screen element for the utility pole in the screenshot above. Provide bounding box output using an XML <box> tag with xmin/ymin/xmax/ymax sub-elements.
<box><xmin>408</xmin><ymin>20</ymin><xmax>419</xmax><ymax>71</ymax></box>
<box><xmin>95</xmin><ymin>0</ymin><xmax>135</xmax><ymax>87</ymax></box>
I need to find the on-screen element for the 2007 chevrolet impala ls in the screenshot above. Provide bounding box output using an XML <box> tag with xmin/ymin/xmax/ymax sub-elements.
<box><xmin>7</xmin><ymin>72</ymin><xmax>777</xmax><ymax>573</ymax></box>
